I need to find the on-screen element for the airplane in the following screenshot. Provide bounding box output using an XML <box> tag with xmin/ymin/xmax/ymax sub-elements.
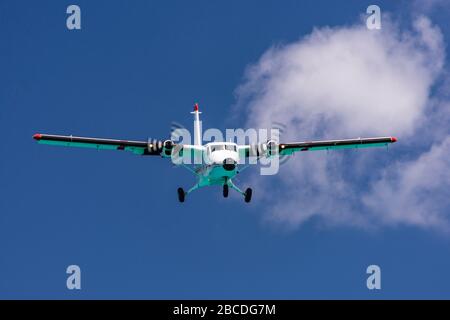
<box><xmin>33</xmin><ymin>103</ymin><xmax>397</xmax><ymax>203</ymax></box>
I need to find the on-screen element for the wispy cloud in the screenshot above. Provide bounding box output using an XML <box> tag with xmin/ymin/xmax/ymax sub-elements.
<box><xmin>364</xmin><ymin>136</ymin><xmax>450</xmax><ymax>230</ymax></box>
<box><xmin>236</xmin><ymin>16</ymin><xmax>450</xmax><ymax>231</ymax></box>
<box><xmin>413</xmin><ymin>0</ymin><xmax>450</xmax><ymax>14</ymax></box>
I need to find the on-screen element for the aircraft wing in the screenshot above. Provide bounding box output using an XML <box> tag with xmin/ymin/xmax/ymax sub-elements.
<box><xmin>241</xmin><ymin>136</ymin><xmax>397</xmax><ymax>159</ymax></box>
<box><xmin>278</xmin><ymin>136</ymin><xmax>397</xmax><ymax>155</ymax></box>
<box><xmin>33</xmin><ymin>133</ymin><xmax>164</xmax><ymax>156</ymax></box>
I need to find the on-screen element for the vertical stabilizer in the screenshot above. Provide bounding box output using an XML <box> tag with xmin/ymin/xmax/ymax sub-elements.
<box><xmin>190</xmin><ymin>103</ymin><xmax>202</xmax><ymax>146</ymax></box>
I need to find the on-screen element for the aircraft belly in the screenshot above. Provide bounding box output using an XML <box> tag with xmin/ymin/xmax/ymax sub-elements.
<box><xmin>199</xmin><ymin>165</ymin><xmax>237</xmax><ymax>186</ymax></box>
<box><xmin>210</xmin><ymin>166</ymin><xmax>236</xmax><ymax>179</ymax></box>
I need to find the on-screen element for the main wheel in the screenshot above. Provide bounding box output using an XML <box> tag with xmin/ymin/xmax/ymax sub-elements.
<box><xmin>244</xmin><ymin>188</ymin><xmax>252</xmax><ymax>203</ymax></box>
<box><xmin>177</xmin><ymin>187</ymin><xmax>185</xmax><ymax>203</ymax></box>
<box><xmin>223</xmin><ymin>184</ymin><xmax>229</xmax><ymax>198</ymax></box>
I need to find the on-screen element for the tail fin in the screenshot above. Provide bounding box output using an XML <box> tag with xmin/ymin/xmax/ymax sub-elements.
<box><xmin>190</xmin><ymin>103</ymin><xmax>202</xmax><ymax>146</ymax></box>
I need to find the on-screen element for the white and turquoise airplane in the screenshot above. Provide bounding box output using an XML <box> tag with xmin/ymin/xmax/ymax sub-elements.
<box><xmin>33</xmin><ymin>103</ymin><xmax>397</xmax><ymax>203</ymax></box>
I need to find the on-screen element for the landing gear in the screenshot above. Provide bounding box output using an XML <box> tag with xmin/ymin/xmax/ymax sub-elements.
<box><xmin>223</xmin><ymin>184</ymin><xmax>229</xmax><ymax>198</ymax></box>
<box><xmin>177</xmin><ymin>180</ymin><xmax>251</xmax><ymax>203</ymax></box>
<box><xmin>177</xmin><ymin>184</ymin><xmax>201</xmax><ymax>203</ymax></box>
<box><xmin>177</xmin><ymin>187</ymin><xmax>185</xmax><ymax>203</ymax></box>
<box><xmin>244</xmin><ymin>188</ymin><xmax>252</xmax><ymax>203</ymax></box>
<box><xmin>228</xmin><ymin>179</ymin><xmax>252</xmax><ymax>203</ymax></box>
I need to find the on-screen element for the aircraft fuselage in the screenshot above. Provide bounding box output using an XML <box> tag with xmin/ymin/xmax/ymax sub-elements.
<box><xmin>197</xmin><ymin>142</ymin><xmax>240</xmax><ymax>186</ymax></box>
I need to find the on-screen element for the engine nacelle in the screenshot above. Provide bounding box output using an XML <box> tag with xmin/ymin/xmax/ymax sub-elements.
<box><xmin>147</xmin><ymin>139</ymin><xmax>163</xmax><ymax>154</ymax></box>
<box><xmin>162</xmin><ymin>140</ymin><xmax>175</xmax><ymax>157</ymax></box>
<box><xmin>245</xmin><ymin>140</ymin><xmax>279</xmax><ymax>158</ymax></box>
<box><xmin>264</xmin><ymin>140</ymin><xmax>279</xmax><ymax>157</ymax></box>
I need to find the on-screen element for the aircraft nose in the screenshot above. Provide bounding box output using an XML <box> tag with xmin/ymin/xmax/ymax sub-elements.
<box><xmin>223</xmin><ymin>158</ymin><xmax>236</xmax><ymax>171</ymax></box>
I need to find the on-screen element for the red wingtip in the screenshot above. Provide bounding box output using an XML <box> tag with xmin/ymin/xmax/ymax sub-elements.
<box><xmin>391</xmin><ymin>137</ymin><xmax>397</xmax><ymax>143</ymax></box>
<box><xmin>193</xmin><ymin>103</ymin><xmax>199</xmax><ymax>112</ymax></box>
<box><xmin>33</xmin><ymin>133</ymin><xmax>42</xmax><ymax>140</ymax></box>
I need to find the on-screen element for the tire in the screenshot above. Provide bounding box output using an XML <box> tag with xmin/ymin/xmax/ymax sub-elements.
<box><xmin>223</xmin><ymin>184</ymin><xmax>229</xmax><ymax>198</ymax></box>
<box><xmin>177</xmin><ymin>187</ymin><xmax>185</xmax><ymax>203</ymax></box>
<box><xmin>244</xmin><ymin>188</ymin><xmax>252</xmax><ymax>203</ymax></box>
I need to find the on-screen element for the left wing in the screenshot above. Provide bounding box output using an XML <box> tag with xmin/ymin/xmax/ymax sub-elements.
<box><xmin>33</xmin><ymin>133</ymin><xmax>164</xmax><ymax>155</ymax></box>
<box><xmin>278</xmin><ymin>136</ymin><xmax>397</xmax><ymax>155</ymax></box>
<box><xmin>240</xmin><ymin>136</ymin><xmax>397</xmax><ymax>159</ymax></box>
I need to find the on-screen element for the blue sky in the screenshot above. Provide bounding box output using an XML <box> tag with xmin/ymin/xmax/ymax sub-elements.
<box><xmin>1</xmin><ymin>0</ymin><xmax>450</xmax><ymax>299</ymax></box>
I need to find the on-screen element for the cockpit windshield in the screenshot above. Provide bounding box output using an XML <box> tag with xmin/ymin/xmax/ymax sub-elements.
<box><xmin>225</xmin><ymin>145</ymin><xmax>237</xmax><ymax>151</ymax></box>
<box><xmin>210</xmin><ymin>145</ymin><xmax>224</xmax><ymax>152</ymax></box>
<box><xmin>210</xmin><ymin>144</ymin><xmax>237</xmax><ymax>152</ymax></box>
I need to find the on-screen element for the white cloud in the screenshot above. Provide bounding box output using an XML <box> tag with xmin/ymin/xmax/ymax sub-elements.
<box><xmin>364</xmin><ymin>136</ymin><xmax>450</xmax><ymax>230</ymax></box>
<box><xmin>236</xmin><ymin>16</ymin><xmax>449</xmax><ymax>230</ymax></box>
<box><xmin>238</xmin><ymin>17</ymin><xmax>444</xmax><ymax>139</ymax></box>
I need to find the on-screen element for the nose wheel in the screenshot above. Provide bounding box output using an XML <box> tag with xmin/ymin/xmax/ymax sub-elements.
<box><xmin>223</xmin><ymin>184</ymin><xmax>229</xmax><ymax>198</ymax></box>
